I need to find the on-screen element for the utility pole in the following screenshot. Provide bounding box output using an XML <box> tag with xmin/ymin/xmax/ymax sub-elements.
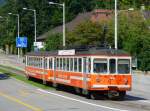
<box><xmin>115</xmin><ymin>0</ymin><xmax>118</xmax><ymax>50</ymax></box>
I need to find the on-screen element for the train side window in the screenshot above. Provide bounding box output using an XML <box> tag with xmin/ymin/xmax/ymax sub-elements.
<box><xmin>44</xmin><ymin>58</ymin><xmax>47</xmax><ymax>69</ymax></box>
<box><xmin>56</xmin><ymin>58</ymin><xmax>59</xmax><ymax>70</ymax></box>
<box><xmin>30</xmin><ymin>57</ymin><xmax>31</xmax><ymax>66</ymax></box>
<box><xmin>88</xmin><ymin>58</ymin><xmax>91</xmax><ymax>73</ymax></box>
<box><xmin>35</xmin><ymin>58</ymin><xmax>37</xmax><ymax>67</ymax></box>
<box><xmin>30</xmin><ymin>57</ymin><xmax>32</xmax><ymax>66</ymax></box>
<box><xmin>33</xmin><ymin>57</ymin><xmax>34</xmax><ymax>66</ymax></box>
<box><xmin>78</xmin><ymin>58</ymin><xmax>82</xmax><ymax>72</ymax></box>
<box><xmin>38</xmin><ymin>58</ymin><xmax>40</xmax><ymax>68</ymax></box>
<box><xmin>27</xmin><ymin>57</ymin><xmax>28</xmax><ymax>66</ymax></box>
<box><xmin>63</xmin><ymin>58</ymin><xmax>66</xmax><ymax>71</ymax></box>
<box><xmin>67</xmin><ymin>58</ymin><xmax>69</xmax><ymax>71</ymax></box>
<box><xmin>34</xmin><ymin>57</ymin><xmax>36</xmax><ymax>67</ymax></box>
<box><xmin>40</xmin><ymin>58</ymin><xmax>42</xmax><ymax>68</ymax></box>
<box><xmin>70</xmin><ymin>58</ymin><xmax>73</xmax><ymax>71</ymax></box>
<box><xmin>32</xmin><ymin>57</ymin><xmax>34</xmax><ymax>66</ymax></box>
<box><xmin>37</xmin><ymin>58</ymin><xmax>39</xmax><ymax>68</ymax></box>
<box><xmin>118</xmin><ymin>59</ymin><xmax>130</xmax><ymax>74</ymax></box>
<box><xmin>36</xmin><ymin>57</ymin><xmax>37</xmax><ymax>67</ymax></box>
<box><xmin>109</xmin><ymin>59</ymin><xmax>116</xmax><ymax>74</ymax></box>
<box><xmin>49</xmin><ymin>58</ymin><xmax>52</xmax><ymax>69</ymax></box>
<box><xmin>93</xmin><ymin>59</ymin><xmax>107</xmax><ymax>73</ymax></box>
<box><xmin>74</xmin><ymin>58</ymin><xmax>78</xmax><ymax>72</ymax></box>
<box><xmin>60</xmin><ymin>58</ymin><xmax>62</xmax><ymax>70</ymax></box>
<box><xmin>36</xmin><ymin>58</ymin><xmax>38</xmax><ymax>67</ymax></box>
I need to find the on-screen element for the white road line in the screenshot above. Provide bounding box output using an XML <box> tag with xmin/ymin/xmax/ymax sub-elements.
<box><xmin>37</xmin><ymin>88</ymin><xmax>128</xmax><ymax>111</ymax></box>
<box><xmin>139</xmin><ymin>100</ymin><xmax>150</xmax><ymax>104</ymax></box>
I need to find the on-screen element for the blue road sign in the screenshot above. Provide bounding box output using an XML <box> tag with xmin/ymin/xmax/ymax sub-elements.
<box><xmin>16</xmin><ymin>37</ymin><xmax>27</xmax><ymax>48</ymax></box>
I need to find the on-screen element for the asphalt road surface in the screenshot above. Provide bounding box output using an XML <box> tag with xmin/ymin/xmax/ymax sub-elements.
<box><xmin>0</xmin><ymin>72</ymin><xmax>150</xmax><ymax>111</ymax></box>
<box><xmin>0</xmin><ymin>54</ymin><xmax>150</xmax><ymax>111</ymax></box>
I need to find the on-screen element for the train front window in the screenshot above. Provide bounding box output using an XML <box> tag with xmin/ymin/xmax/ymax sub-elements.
<box><xmin>93</xmin><ymin>59</ymin><xmax>107</xmax><ymax>74</ymax></box>
<box><xmin>109</xmin><ymin>59</ymin><xmax>116</xmax><ymax>74</ymax></box>
<box><xmin>118</xmin><ymin>59</ymin><xmax>130</xmax><ymax>74</ymax></box>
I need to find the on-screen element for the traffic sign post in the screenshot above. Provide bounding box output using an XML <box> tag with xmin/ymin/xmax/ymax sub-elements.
<box><xmin>34</xmin><ymin>42</ymin><xmax>44</xmax><ymax>52</ymax></box>
<box><xmin>16</xmin><ymin>37</ymin><xmax>27</xmax><ymax>48</ymax></box>
<box><xmin>16</xmin><ymin>37</ymin><xmax>27</xmax><ymax>57</ymax></box>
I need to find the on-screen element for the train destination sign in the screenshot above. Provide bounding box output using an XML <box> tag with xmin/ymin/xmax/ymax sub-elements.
<box><xmin>58</xmin><ymin>49</ymin><xmax>75</xmax><ymax>55</ymax></box>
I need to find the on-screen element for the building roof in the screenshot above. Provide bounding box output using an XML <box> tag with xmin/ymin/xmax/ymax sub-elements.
<box><xmin>37</xmin><ymin>9</ymin><xmax>113</xmax><ymax>41</ymax></box>
<box><xmin>37</xmin><ymin>11</ymin><xmax>92</xmax><ymax>41</ymax></box>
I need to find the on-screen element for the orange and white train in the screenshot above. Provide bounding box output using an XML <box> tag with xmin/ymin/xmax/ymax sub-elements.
<box><xmin>25</xmin><ymin>49</ymin><xmax>132</xmax><ymax>100</ymax></box>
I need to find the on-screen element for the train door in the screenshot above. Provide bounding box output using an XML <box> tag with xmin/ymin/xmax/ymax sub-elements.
<box><xmin>53</xmin><ymin>57</ymin><xmax>57</xmax><ymax>86</ymax></box>
<box><xmin>109</xmin><ymin>58</ymin><xmax>117</xmax><ymax>85</ymax></box>
<box><xmin>42</xmin><ymin>57</ymin><xmax>47</xmax><ymax>84</ymax></box>
<box><xmin>82</xmin><ymin>57</ymin><xmax>90</xmax><ymax>94</ymax></box>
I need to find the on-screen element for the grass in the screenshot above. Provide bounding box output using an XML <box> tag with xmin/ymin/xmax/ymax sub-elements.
<box><xmin>0</xmin><ymin>68</ymin><xmax>54</xmax><ymax>90</ymax></box>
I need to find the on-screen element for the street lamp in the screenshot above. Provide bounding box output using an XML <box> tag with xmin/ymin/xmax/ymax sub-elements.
<box><xmin>8</xmin><ymin>13</ymin><xmax>20</xmax><ymax>58</ymax></box>
<box><xmin>114</xmin><ymin>0</ymin><xmax>118</xmax><ymax>50</ymax></box>
<box><xmin>49</xmin><ymin>2</ymin><xmax>66</xmax><ymax>47</ymax></box>
<box><xmin>23</xmin><ymin>8</ymin><xmax>37</xmax><ymax>43</ymax></box>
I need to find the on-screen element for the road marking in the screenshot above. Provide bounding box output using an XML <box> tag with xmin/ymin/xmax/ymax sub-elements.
<box><xmin>139</xmin><ymin>100</ymin><xmax>150</xmax><ymax>104</ymax></box>
<box><xmin>0</xmin><ymin>92</ymin><xmax>42</xmax><ymax>111</ymax></box>
<box><xmin>37</xmin><ymin>88</ymin><xmax>128</xmax><ymax>111</ymax></box>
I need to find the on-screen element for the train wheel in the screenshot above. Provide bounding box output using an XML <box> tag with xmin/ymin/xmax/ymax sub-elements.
<box><xmin>117</xmin><ymin>91</ymin><xmax>126</xmax><ymax>100</ymax></box>
<box><xmin>90</xmin><ymin>92</ymin><xmax>98</xmax><ymax>100</ymax></box>
<box><xmin>75</xmin><ymin>87</ymin><xmax>81</xmax><ymax>94</ymax></box>
<box><xmin>86</xmin><ymin>92</ymin><xmax>97</xmax><ymax>100</ymax></box>
<box><xmin>53</xmin><ymin>83</ymin><xmax>60</xmax><ymax>91</ymax></box>
<box><xmin>108</xmin><ymin>91</ymin><xmax>126</xmax><ymax>100</ymax></box>
<box><xmin>26</xmin><ymin>75</ymin><xmax>31</xmax><ymax>80</ymax></box>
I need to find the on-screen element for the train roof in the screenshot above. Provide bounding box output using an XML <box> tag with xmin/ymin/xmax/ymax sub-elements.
<box><xmin>26</xmin><ymin>48</ymin><xmax>131</xmax><ymax>57</ymax></box>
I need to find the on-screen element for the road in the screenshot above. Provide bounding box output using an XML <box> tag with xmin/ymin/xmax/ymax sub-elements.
<box><xmin>0</xmin><ymin>71</ymin><xmax>150</xmax><ymax>111</ymax></box>
<box><xmin>0</xmin><ymin>54</ymin><xmax>150</xmax><ymax>111</ymax></box>
<box><xmin>0</xmin><ymin>54</ymin><xmax>25</xmax><ymax>71</ymax></box>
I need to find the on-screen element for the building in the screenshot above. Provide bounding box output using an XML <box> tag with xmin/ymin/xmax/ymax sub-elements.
<box><xmin>37</xmin><ymin>9</ymin><xmax>113</xmax><ymax>42</ymax></box>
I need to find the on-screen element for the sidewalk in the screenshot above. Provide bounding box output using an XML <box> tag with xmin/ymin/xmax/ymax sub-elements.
<box><xmin>0</xmin><ymin>54</ymin><xmax>25</xmax><ymax>71</ymax></box>
<box><xmin>133</xmin><ymin>70</ymin><xmax>150</xmax><ymax>75</ymax></box>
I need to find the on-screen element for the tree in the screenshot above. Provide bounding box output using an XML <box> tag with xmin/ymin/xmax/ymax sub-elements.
<box><xmin>119</xmin><ymin>11</ymin><xmax>150</xmax><ymax>71</ymax></box>
<box><xmin>45</xmin><ymin>33</ymin><xmax>62</xmax><ymax>51</ymax></box>
<box><xmin>67</xmin><ymin>20</ymin><xmax>103</xmax><ymax>47</ymax></box>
